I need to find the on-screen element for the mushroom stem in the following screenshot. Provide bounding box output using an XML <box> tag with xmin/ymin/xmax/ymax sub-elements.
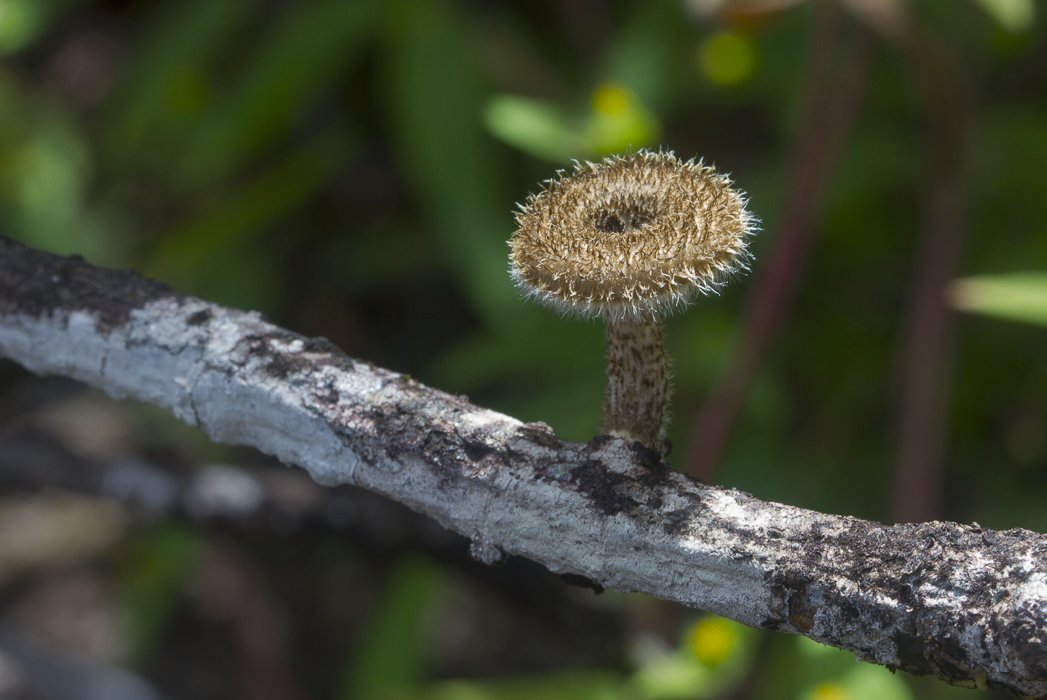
<box><xmin>602</xmin><ymin>319</ymin><xmax>671</xmax><ymax>453</ymax></box>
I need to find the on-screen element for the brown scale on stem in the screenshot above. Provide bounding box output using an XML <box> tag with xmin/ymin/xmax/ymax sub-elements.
<box><xmin>603</xmin><ymin>319</ymin><xmax>669</xmax><ymax>450</ymax></box>
<box><xmin>508</xmin><ymin>150</ymin><xmax>756</xmax><ymax>454</ymax></box>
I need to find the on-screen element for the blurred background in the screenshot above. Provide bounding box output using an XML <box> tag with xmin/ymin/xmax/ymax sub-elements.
<box><xmin>1</xmin><ymin>0</ymin><xmax>1045</xmax><ymax>698</ymax></box>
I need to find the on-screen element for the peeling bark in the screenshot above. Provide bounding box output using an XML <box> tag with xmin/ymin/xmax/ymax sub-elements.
<box><xmin>0</xmin><ymin>236</ymin><xmax>1044</xmax><ymax>696</ymax></box>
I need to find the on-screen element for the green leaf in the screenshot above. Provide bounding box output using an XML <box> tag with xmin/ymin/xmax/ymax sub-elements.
<box><xmin>629</xmin><ymin>616</ymin><xmax>758</xmax><ymax>699</ymax></box>
<box><xmin>797</xmin><ymin>663</ymin><xmax>913</xmax><ymax>700</ymax></box>
<box><xmin>485</xmin><ymin>86</ymin><xmax>659</xmax><ymax>163</ymax></box>
<box><xmin>380</xmin><ymin>0</ymin><xmax>518</xmax><ymax>329</ymax></box>
<box><xmin>1</xmin><ymin>117</ymin><xmax>89</xmax><ymax>252</ymax></box>
<box><xmin>0</xmin><ymin>0</ymin><xmax>82</xmax><ymax>54</ymax></box>
<box><xmin>172</xmin><ymin>0</ymin><xmax>376</xmax><ymax>187</ymax></box>
<box><xmin>143</xmin><ymin>126</ymin><xmax>355</xmax><ymax>310</ymax></box>
<box><xmin>583</xmin><ymin>84</ymin><xmax>659</xmax><ymax>156</ymax></box>
<box><xmin>484</xmin><ymin>96</ymin><xmax>580</xmax><ymax>163</ymax></box>
<box><xmin>122</xmin><ymin>525</ymin><xmax>202</xmax><ymax>663</ymax></box>
<box><xmin>600</xmin><ymin>0</ymin><xmax>691</xmax><ymax>111</ymax></box>
<box><xmin>949</xmin><ymin>274</ymin><xmax>1047</xmax><ymax>327</ymax></box>
<box><xmin>791</xmin><ymin>637</ymin><xmax>913</xmax><ymax>700</ymax></box>
<box><xmin>105</xmin><ymin>0</ymin><xmax>254</xmax><ymax>167</ymax></box>
<box><xmin>970</xmin><ymin>0</ymin><xmax>1035</xmax><ymax>33</ymax></box>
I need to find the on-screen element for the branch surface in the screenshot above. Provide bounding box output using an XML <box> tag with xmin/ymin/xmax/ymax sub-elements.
<box><xmin>0</xmin><ymin>236</ymin><xmax>1044</xmax><ymax>696</ymax></box>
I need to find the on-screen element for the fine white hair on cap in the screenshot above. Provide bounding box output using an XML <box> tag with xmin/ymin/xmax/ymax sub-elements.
<box><xmin>508</xmin><ymin>149</ymin><xmax>758</xmax><ymax>322</ymax></box>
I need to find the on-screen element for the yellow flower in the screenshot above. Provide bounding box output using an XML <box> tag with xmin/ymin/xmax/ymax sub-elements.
<box><xmin>687</xmin><ymin>616</ymin><xmax>737</xmax><ymax>668</ymax></box>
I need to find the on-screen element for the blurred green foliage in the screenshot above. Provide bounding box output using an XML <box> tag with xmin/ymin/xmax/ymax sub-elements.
<box><xmin>950</xmin><ymin>273</ymin><xmax>1047</xmax><ymax>326</ymax></box>
<box><xmin>121</xmin><ymin>525</ymin><xmax>203</xmax><ymax>663</ymax></box>
<box><xmin>340</xmin><ymin>558</ymin><xmax>445</xmax><ymax>699</ymax></box>
<box><xmin>1</xmin><ymin>0</ymin><xmax>1045</xmax><ymax>698</ymax></box>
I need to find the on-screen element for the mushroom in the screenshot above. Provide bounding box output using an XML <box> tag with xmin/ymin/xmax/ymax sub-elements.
<box><xmin>508</xmin><ymin>149</ymin><xmax>756</xmax><ymax>454</ymax></box>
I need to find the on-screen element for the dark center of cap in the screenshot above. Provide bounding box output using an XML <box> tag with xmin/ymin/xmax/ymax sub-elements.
<box><xmin>593</xmin><ymin>200</ymin><xmax>658</xmax><ymax>234</ymax></box>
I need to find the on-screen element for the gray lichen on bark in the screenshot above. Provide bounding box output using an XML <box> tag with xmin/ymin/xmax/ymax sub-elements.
<box><xmin>0</xmin><ymin>236</ymin><xmax>1044</xmax><ymax>697</ymax></box>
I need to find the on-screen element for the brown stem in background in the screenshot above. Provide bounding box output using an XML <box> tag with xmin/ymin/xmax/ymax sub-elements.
<box><xmin>686</xmin><ymin>1</ymin><xmax>871</xmax><ymax>477</ymax></box>
<box><xmin>891</xmin><ymin>26</ymin><xmax>968</xmax><ymax>523</ymax></box>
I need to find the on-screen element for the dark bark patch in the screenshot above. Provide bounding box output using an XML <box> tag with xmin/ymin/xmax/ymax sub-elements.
<box><xmin>307</xmin><ymin>374</ymin><xmax>342</xmax><ymax>406</ymax></box>
<box><xmin>362</xmin><ymin>390</ymin><xmax>528</xmax><ymax>494</ymax></box>
<box><xmin>627</xmin><ymin>440</ymin><xmax>669</xmax><ymax>474</ymax></box>
<box><xmin>461</xmin><ymin>440</ymin><xmax>502</xmax><ymax>465</ymax></box>
<box><xmin>787</xmin><ymin>583</ymin><xmax>815</xmax><ymax>633</ymax></box>
<box><xmin>302</xmin><ymin>336</ymin><xmax>342</xmax><ymax>355</ymax></box>
<box><xmin>532</xmin><ymin>438</ymin><xmax>672</xmax><ymax>519</ymax></box>
<box><xmin>561</xmin><ymin>573</ymin><xmax>605</xmax><ymax>594</ymax></box>
<box><xmin>515</xmin><ymin>422</ymin><xmax>560</xmax><ymax>449</ymax></box>
<box><xmin>930</xmin><ymin>638</ymin><xmax>982</xmax><ymax>687</ymax></box>
<box><xmin>259</xmin><ymin>345</ymin><xmax>298</xmax><ymax>380</ymax></box>
<box><xmin>0</xmin><ymin>236</ymin><xmax>174</xmax><ymax>333</ymax></box>
<box><xmin>186</xmin><ymin>309</ymin><xmax>213</xmax><ymax>326</ymax></box>
<box><xmin>569</xmin><ymin>459</ymin><xmax>641</xmax><ymax>516</ymax></box>
<box><xmin>765</xmin><ymin>570</ymin><xmax>815</xmax><ymax>633</ymax></box>
<box><xmin>1000</xmin><ymin>607</ymin><xmax>1047</xmax><ymax>692</ymax></box>
<box><xmin>235</xmin><ymin>331</ymin><xmax>358</xmax><ymax>382</ymax></box>
<box><xmin>893</xmin><ymin>632</ymin><xmax>935</xmax><ymax>677</ymax></box>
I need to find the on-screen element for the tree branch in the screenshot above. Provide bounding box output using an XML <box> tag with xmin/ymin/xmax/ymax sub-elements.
<box><xmin>0</xmin><ymin>236</ymin><xmax>1043</xmax><ymax>696</ymax></box>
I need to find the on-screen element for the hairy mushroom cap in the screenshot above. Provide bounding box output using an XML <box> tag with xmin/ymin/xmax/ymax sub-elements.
<box><xmin>509</xmin><ymin>150</ymin><xmax>756</xmax><ymax>322</ymax></box>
